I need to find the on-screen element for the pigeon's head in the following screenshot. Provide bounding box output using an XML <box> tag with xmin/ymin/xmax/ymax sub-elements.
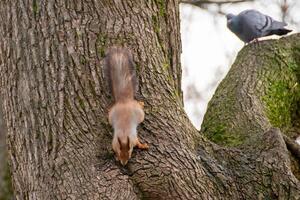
<box><xmin>226</xmin><ymin>13</ymin><xmax>238</xmax><ymax>32</ymax></box>
<box><xmin>226</xmin><ymin>13</ymin><xmax>235</xmax><ymax>21</ymax></box>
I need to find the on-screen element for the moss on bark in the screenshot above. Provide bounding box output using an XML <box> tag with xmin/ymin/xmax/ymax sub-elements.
<box><xmin>0</xmin><ymin>161</ymin><xmax>13</xmax><ymax>200</ymax></box>
<box><xmin>202</xmin><ymin>34</ymin><xmax>300</xmax><ymax>146</ymax></box>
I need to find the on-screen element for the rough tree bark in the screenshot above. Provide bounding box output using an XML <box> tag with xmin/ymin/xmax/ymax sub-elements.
<box><xmin>0</xmin><ymin>1</ymin><xmax>299</xmax><ymax>200</ymax></box>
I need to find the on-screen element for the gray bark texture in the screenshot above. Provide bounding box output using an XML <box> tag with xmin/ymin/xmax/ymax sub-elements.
<box><xmin>0</xmin><ymin>1</ymin><xmax>299</xmax><ymax>200</ymax></box>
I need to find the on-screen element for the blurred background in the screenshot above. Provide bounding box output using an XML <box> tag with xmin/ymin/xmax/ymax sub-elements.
<box><xmin>180</xmin><ymin>0</ymin><xmax>300</xmax><ymax>129</ymax></box>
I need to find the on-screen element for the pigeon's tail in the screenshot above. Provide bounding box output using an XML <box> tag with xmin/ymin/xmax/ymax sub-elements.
<box><xmin>268</xmin><ymin>28</ymin><xmax>292</xmax><ymax>36</ymax></box>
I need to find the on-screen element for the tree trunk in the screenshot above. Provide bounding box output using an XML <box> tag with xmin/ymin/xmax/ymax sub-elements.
<box><xmin>0</xmin><ymin>1</ymin><xmax>299</xmax><ymax>199</ymax></box>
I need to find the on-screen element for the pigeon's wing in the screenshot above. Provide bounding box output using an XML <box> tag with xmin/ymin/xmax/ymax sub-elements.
<box><xmin>270</xmin><ymin>20</ymin><xmax>287</xmax><ymax>30</ymax></box>
<box><xmin>239</xmin><ymin>10</ymin><xmax>270</xmax><ymax>32</ymax></box>
<box><xmin>240</xmin><ymin>10</ymin><xmax>286</xmax><ymax>34</ymax></box>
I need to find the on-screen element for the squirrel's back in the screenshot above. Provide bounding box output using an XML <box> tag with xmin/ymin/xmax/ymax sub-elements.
<box><xmin>104</xmin><ymin>47</ymin><xmax>138</xmax><ymax>102</ymax></box>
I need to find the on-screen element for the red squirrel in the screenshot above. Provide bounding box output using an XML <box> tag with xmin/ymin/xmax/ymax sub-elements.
<box><xmin>104</xmin><ymin>47</ymin><xmax>148</xmax><ymax>166</ymax></box>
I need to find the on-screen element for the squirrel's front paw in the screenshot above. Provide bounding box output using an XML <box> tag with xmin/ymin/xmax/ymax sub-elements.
<box><xmin>136</xmin><ymin>139</ymin><xmax>149</xmax><ymax>150</ymax></box>
<box><xmin>138</xmin><ymin>101</ymin><xmax>144</xmax><ymax>108</ymax></box>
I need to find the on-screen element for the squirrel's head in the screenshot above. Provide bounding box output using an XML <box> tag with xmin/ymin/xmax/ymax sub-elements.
<box><xmin>112</xmin><ymin>136</ymin><xmax>133</xmax><ymax>166</ymax></box>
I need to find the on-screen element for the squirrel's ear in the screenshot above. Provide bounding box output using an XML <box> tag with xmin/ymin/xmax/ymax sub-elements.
<box><xmin>118</xmin><ymin>137</ymin><xmax>122</xmax><ymax>150</ymax></box>
<box><xmin>127</xmin><ymin>136</ymin><xmax>130</xmax><ymax>150</ymax></box>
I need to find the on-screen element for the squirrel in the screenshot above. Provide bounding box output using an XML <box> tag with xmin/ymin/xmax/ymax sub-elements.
<box><xmin>104</xmin><ymin>47</ymin><xmax>149</xmax><ymax>166</ymax></box>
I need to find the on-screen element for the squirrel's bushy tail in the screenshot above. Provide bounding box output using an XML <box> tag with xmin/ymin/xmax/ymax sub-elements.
<box><xmin>104</xmin><ymin>47</ymin><xmax>138</xmax><ymax>102</ymax></box>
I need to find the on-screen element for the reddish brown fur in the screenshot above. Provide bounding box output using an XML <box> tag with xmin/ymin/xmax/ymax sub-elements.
<box><xmin>118</xmin><ymin>137</ymin><xmax>130</xmax><ymax>164</ymax></box>
<box><xmin>109</xmin><ymin>101</ymin><xmax>145</xmax><ymax>165</ymax></box>
<box><xmin>104</xmin><ymin>47</ymin><xmax>137</xmax><ymax>102</ymax></box>
<box><xmin>109</xmin><ymin>101</ymin><xmax>144</xmax><ymax>128</ymax></box>
<box><xmin>105</xmin><ymin>47</ymin><xmax>148</xmax><ymax>166</ymax></box>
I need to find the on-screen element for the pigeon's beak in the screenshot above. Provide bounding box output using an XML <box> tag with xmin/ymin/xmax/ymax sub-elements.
<box><xmin>227</xmin><ymin>19</ymin><xmax>232</xmax><ymax>24</ymax></box>
<box><xmin>226</xmin><ymin>14</ymin><xmax>234</xmax><ymax>21</ymax></box>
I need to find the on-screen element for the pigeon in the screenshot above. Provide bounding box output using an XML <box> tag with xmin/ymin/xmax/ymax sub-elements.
<box><xmin>226</xmin><ymin>9</ymin><xmax>292</xmax><ymax>43</ymax></box>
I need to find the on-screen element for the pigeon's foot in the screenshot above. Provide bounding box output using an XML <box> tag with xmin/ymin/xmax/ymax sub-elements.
<box><xmin>249</xmin><ymin>38</ymin><xmax>260</xmax><ymax>48</ymax></box>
